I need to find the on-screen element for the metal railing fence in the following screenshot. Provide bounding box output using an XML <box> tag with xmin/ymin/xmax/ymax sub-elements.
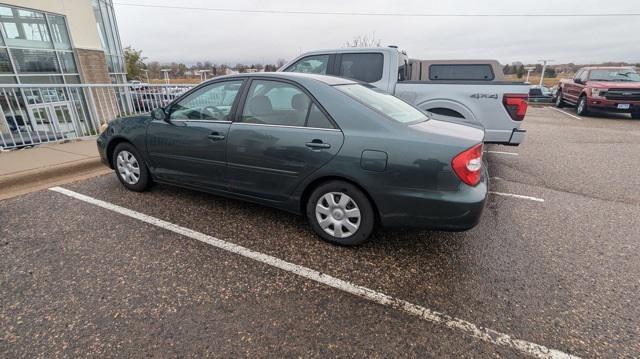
<box><xmin>0</xmin><ymin>83</ymin><xmax>194</xmax><ymax>149</ymax></box>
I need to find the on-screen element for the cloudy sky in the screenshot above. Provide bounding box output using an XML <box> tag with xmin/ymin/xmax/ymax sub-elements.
<box><xmin>113</xmin><ymin>0</ymin><xmax>640</xmax><ymax>66</ymax></box>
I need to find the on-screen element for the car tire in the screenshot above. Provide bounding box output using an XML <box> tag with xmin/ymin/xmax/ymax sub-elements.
<box><xmin>576</xmin><ymin>96</ymin><xmax>590</xmax><ymax>116</ymax></box>
<box><xmin>555</xmin><ymin>90</ymin><xmax>565</xmax><ymax>108</ymax></box>
<box><xmin>631</xmin><ymin>111</ymin><xmax>640</xmax><ymax>119</ymax></box>
<box><xmin>113</xmin><ymin>142</ymin><xmax>151</xmax><ymax>192</ymax></box>
<box><xmin>306</xmin><ymin>180</ymin><xmax>375</xmax><ymax>246</ymax></box>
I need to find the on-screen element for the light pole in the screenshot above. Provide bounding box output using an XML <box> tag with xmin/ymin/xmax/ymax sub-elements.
<box><xmin>524</xmin><ymin>67</ymin><xmax>535</xmax><ymax>83</ymax></box>
<box><xmin>142</xmin><ymin>69</ymin><xmax>150</xmax><ymax>84</ymax></box>
<box><xmin>201</xmin><ymin>70</ymin><xmax>211</xmax><ymax>81</ymax></box>
<box><xmin>160</xmin><ymin>69</ymin><xmax>171</xmax><ymax>85</ymax></box>
<box><xmin>538</xmin><ymin>59</ymin><xmax>553</xmax><ymax>87</ymax></box>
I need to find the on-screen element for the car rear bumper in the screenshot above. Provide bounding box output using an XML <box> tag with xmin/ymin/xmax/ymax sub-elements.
<box><xmin>588</xmin><ymin>98</ymin><xmax>640</xmax><ymax>112</ymax></box>
<box><xmin>377</xmin><ymin>167</ymin><xmax>488</xmax><ymax>230</ymax></box>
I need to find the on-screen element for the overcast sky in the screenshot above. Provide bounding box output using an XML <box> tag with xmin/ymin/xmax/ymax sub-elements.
<box><xmin>113</xmin><ymin>0</ymin><xmax>640</xmax><ymax>66</ymax></box>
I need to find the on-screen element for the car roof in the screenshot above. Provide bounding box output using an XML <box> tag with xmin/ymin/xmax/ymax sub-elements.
<box><xmin>205</xmin><ymin>72</ymin><xmax>358</xmax><ymax>86</ymax></box>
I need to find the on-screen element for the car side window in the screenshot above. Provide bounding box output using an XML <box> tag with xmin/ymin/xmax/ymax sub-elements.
<box><xmin>339</xmin><ymin>53</ymin><xmax>384</xmax><ymax>83</ymax></box>
<box><xmin>306</xmin><ymin>104</ymin><xmax>334</xmax><ymax>129</ymax></box>
<box><xmin>169</xmin><ymin>80</ymin><xmax>242</xmax><ymax>121</ymax></box>
<box><xmin>240</xmin><ymin>80</ymin><xmax>335</xmax><ymax>129</ymax></box>
<box><xmin>283</xmin><ymin>55</ymin><xmax>329</xmax><ymax>75</ymax></box>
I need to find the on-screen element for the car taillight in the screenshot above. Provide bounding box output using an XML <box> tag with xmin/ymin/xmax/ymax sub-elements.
<box><xmin>451</xmin><ymin>144</ymin><xmax>483</xmax><ymax>186</ymax></box>
<box><xmin>503</xmin><ymin>94</ymin><xmax>528</xmax><ymax>121</ymax></box>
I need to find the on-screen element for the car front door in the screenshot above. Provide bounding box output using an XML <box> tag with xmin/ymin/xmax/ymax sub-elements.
<box><xmin>567</xmin><ymin>70</ymin><xmax>586</xmax><ymax>102</ymax></box>
<box><xmin>146</xmin><ymin>80</ymin><xmax>244</xmax><ymax>190</ymax></box>
<box><xmin>226</xmin><ymin>79</ymin><xmax>344</xmax><ymax>203</ymax></box>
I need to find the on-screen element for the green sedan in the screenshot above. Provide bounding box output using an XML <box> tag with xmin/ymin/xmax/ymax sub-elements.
<box><xmin>97</xmin><ymin>73</ymin><xmax>487</xmax><ymax>245</ymax></box>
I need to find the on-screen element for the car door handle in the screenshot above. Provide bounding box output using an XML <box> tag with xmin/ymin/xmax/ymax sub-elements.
<box><xmin>305</xmin><ymin>140</ymin><xmax>331</xmax><ymax>149</ymax></box>
<box><xmin>207</xmin><ymin>133</ymin><xmax>226</xmax><ymax>141</ymax></box>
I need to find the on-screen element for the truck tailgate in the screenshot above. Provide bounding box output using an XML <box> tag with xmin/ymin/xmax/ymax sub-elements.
<box><xmin>395</xmin><ymin>81</ymin><xmax>530</xmax><ymax>145</ymax></box>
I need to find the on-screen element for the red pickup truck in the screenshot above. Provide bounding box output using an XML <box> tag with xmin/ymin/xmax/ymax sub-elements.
<box><xmin>555</xmin><ymin>67</ymin><xmax>640</xmax><ymax>118</ymax></box>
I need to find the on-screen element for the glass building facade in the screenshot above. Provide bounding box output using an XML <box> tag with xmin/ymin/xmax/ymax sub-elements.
<box><xmin>0</xmin><ymin>1</ymin><xmax>125</xmax><ymax>85</ymax></box>
<box><xmin>0</xmin><ymin>5</ymin><xmax>80</xmax><ymax>84</ymax></box>
<box><xmin>92</xmin><ymin>0</ymin><xmax>126</xmax><ymax>83</ymax></box>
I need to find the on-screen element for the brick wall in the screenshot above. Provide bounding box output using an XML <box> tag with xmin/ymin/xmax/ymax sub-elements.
<box><xmin>75</xmin><ymin>48</ymin><xmax>117</xmax><ymax>124</ymax></box>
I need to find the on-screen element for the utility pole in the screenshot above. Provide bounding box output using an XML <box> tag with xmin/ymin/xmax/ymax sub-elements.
<box><xmin>538</xmin><ymin>59</ymin><xmax>554</xmax><ymax>87</ymax></box>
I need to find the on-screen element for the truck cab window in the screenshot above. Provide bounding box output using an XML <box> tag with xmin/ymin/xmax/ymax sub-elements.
<box><xmin>338</xmin><ymin>53</ymin><xmax>384</xmax><ymax>83</ymax></box>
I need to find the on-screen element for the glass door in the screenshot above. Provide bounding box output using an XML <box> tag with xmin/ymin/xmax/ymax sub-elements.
<box><xmin>28</xmin><ymin>102</ymin><xmax>78</xmax><ymax>142</ymax></box>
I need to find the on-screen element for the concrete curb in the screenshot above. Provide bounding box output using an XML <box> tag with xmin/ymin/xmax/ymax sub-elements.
<box><xmin>0</xmin><ymin>157</ymin><xmax>107</xmax><ymax>197</ymax></box>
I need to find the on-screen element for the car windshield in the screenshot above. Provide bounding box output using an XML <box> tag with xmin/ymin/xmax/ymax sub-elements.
<box><xmin>590</xmin><ymin>70</ymin><xmax>640</xmax><ymax>82</ymax></box>
<box><xmin>335</xmin><ymin>84</ymin><xmax>427</xmax><ymax>124</ymax></box>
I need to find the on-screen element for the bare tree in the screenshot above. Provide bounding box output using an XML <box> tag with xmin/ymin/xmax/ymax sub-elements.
<box><xmin>344</xmin><ymin>33</ymin><xmax>382</xmax><ymax>48</ymax></box>
<box><xmin>276</xmin><ymin>58</ymin><xmax>286</xmax><ymax>69</ymax></box>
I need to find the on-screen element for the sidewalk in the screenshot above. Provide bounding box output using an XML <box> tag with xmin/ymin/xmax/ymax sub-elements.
<box><xmin>0</xmin><ymin>139</ymin><xmax>111</xmax><ymax>200</ymax></box>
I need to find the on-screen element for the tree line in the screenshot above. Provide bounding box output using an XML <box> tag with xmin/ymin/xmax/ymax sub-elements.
<box><xmin>124</xmin><ymin>46</ymin><xmax>286</xmax><ymax>81</ymax></box>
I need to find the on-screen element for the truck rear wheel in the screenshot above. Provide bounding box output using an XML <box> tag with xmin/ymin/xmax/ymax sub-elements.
<box><xmin>576</xmin><ymin>96</ymin><xmax>590</xmax><ymax>116</ymax></box>
<box><xmin>555</xmin><ymin>90</ymin><xmax>565</xmax><ymax>108</ymax></box>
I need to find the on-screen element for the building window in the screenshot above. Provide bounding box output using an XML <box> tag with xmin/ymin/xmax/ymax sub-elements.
<box><xmin>92</xmin><ymin>0</ymin><xmax>125</xmax><ymax>83</ymax></box>
<box><xmin>47</xmin><ymin>15</ymin><xmax>71</xmax><ymax>50</ymax></box>
<box><xmin>0</xmin><ymin>4</ymin><xmax>80</xmax><ymax>85</ymax></box>
<box><xmin>10</xmin><ymin>49</ymin><xmax>60</xmax><ymax>73</ymax></box>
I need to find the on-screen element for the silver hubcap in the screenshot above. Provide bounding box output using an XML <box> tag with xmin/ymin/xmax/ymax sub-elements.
<box><xmin>116</xmin><ymin>150</ymin><xmax>141</xmax><ymax>185</ymax></box>
<box><xmin>315</xmin><ymin>192</ymin><xmax>361</xmax><ymax>238</ymax></box>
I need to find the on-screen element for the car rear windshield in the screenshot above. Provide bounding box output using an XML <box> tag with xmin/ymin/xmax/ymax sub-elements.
<box><xmin>589</xmin><ymin>70</ymin><xmax>640</xmax><ymax>82</ymax></box>
<box><xmin>335</xmin><ymin>84</ymin><xmax>427</xmax><ymax>124</ymax></box>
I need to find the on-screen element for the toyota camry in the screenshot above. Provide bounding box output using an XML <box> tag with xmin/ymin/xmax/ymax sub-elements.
<box><xmin>97</xmin><ymin>73</ymin><xmax>487</xmax><ymax>245</ymax></box>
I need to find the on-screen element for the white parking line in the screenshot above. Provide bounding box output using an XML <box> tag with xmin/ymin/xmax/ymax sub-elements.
<box><xmin>490</xmin><ymin>191</ymin><xmax>545</xmax><ymax>203</ymax></box>
<box><xmin>550</xmin><ymin>107</ymin><xmax>583</xmax><ymax>120</ymax></box>
<box><xmin>48</xmin><ymin>186</ymin><xmax>573</xmax><ymax>359</ymax></box>
<box><xmin>485</xmin><ymin>150</ymin><xmax>519</xmax><ymax>156</ymax></box>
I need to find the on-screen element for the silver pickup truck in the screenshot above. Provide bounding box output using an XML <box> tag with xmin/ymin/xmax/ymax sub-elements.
<box><xmin>279</xmin><ymin>47</ymin><xmax>529</xmax><ymax>145</ymax></box>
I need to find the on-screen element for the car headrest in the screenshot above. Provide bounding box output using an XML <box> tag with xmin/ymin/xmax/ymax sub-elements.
<box><xmin>248</xmin><ymin>95</ymin><xmax>272</xmax><ymax>116</ymax></box>
<box><xmin>291</xmin><ymin>93</ymin><xmax>310</xmax><ymax>111</ymax></box>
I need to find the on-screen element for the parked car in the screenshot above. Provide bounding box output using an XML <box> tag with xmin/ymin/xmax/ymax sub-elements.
<box><xmin>528</xmin><ymin>86</ymin><xmax>553</xmax><ymax>103</ymax></box>
<box><xmin>98</xmin><ymin>73</ymin><xmax>487</xmax><ymax>245</ymax></box>
<box><xmin>131</xmin><ymin>92</ymin><xmax>177</xmax><ymax>112</ymax></box>
<box><xmin>280</xmin><ymin>47</ymin><xmax>529</xmax><ymax>146</ymax></box>
<box><xmin>555</xmin><ymin>67</ymin><xmax>640</xmax><ymax>118</ymax></box>
<box><xmin>128</xmin><ymin>80</ymin><xmax>149</xmax><ymax>90</ymax></box>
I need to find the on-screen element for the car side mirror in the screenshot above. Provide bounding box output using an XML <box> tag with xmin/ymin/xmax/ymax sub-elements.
<box><xmin>151</xmin><ymin>107</ymin><xmax>169</xmax><ymax>122</ymax></box>
<box><xmin>574</xmin><ymin>78</ymin><xmax>583</xmax><ymax>84</ymax></box>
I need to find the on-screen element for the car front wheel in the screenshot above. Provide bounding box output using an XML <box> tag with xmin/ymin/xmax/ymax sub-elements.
<box><xmin>306</xmin><ymin>180</ymin><xmax>375</xmax><ymax>246</ymax></box>
<box><xmin>576</xmin><ymin>96</ymin><xmax>589</xmax><ymax>116</ymax></box>
<box><xmin>113</xmin><ymin>142</ymin><xmax>150</xmax><ymax>192</ymax></box>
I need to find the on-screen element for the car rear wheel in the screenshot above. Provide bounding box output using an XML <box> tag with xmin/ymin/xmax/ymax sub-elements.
<box><xmin>306</xmin><ymin>180</ymin><xmax>375</xmax><ymax>246</ymax></box>
<box><xmin>113</xmin><ymin>142</ymin><xmax>150</xmax><ymax>192</ymax></box>
<box><xmin>555</xmin><ymin>90</ymin><xmax>565</xmax><ymax>108</ymax></box>
<box><xmin>576</xmin><ymin>96</ymin><xmax>589</xmax><ymax>116</ymax></box>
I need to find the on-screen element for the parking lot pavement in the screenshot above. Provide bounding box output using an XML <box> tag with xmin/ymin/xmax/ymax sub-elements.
<box><xmin>2</xmin><ymin>106</ymin><xmax>639</xmax><ymax>357</ymax></box>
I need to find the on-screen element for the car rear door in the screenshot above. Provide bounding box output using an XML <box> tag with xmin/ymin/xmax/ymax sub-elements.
<box><xmin>146</xmin><ymin>79</ymin><xmax>245</xmax><ymax>190</ymax></box>
<box><xmin>226</xmin><ymin>78</ymin><xmax>343</xmax><ymax>203</ymax></box>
